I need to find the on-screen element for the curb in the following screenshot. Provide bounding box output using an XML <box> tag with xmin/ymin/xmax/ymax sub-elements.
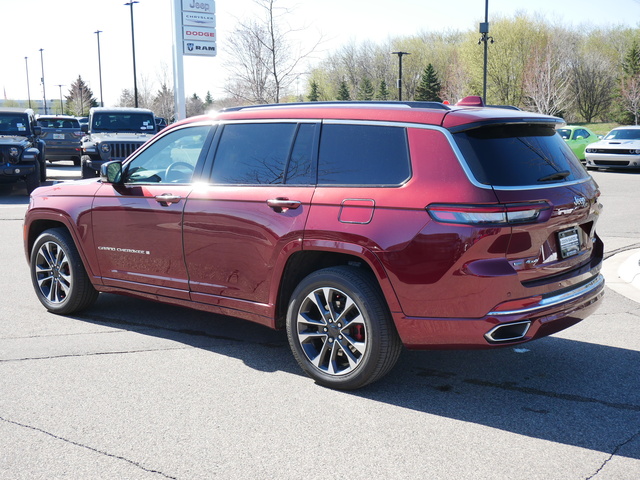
<box><xmin>601</xmin><ymin>248</ymin><xmax>640</xmax><ymax>303</ymax></box>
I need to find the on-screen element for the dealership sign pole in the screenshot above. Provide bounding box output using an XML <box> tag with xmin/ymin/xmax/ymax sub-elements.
<box><xmin>172</xmin><ymin>0</ymin><xmax>216</xmax><ymax>121</ymax></box>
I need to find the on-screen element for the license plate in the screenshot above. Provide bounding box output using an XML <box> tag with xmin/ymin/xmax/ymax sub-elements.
<box><xmin>558</xmin><ymin>227</ymin><xmax>580</xmax><ymax>259</ymax></box>
<box><xmin>53</xmin><ymin>133</ymin><xmax>65</xmax><ymax>139</ymax></box>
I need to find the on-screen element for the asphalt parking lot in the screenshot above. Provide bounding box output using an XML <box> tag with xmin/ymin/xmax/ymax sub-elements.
<box><xmin>0</xmin><ymin>163</ymin><xmax>638</xmax><ymax>479</ymax></box>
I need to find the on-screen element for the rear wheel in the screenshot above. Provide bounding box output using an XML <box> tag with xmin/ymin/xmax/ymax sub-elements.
<box><xmin>30</xmin><ymin>228</ymin><xmax>98</xmax><ymax>314</ymax></box>
<box><xmin>286</xmin><ymin>266</ymin><xmax>402</xmax><ymax>390</ymax></box>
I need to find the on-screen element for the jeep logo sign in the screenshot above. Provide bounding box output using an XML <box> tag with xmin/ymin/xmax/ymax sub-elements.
<box><xmin>182</xmin><ymin>0</ymin><xmax>214</xmax><ymax>14</ymax></box>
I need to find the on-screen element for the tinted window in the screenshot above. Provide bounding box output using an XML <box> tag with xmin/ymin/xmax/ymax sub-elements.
<box><xmin>318</xmin><ymin>124</ymin><xmax>410</xmax><ymax>185</ymax></box>
<box><xmin>211</xmin><ymin>123</ymin><xmax>297</xmax><ymax>185</ymax></box>
<box><xmin>38</xmin><ymin>117</ymin><xmax>80</xmax><ymax>129</ymax></box>
<box><xmin>124</xmin><ymin>125</ymin><xmax>210</xmax><ymax>184</ymax></box>
<box><xmin>0</xmin><ymin>113</ymin><xmax>31</xmax><ymax>135</ymax></box>
<box><xmin>453</xmin><ymin>124</ymin><xmax>589</xmax><ymax>187</ymax></box>
<box><xmin>92</xmin><ymin>112</ymin><xmax>156</xmax><ymax>133</ymax></box>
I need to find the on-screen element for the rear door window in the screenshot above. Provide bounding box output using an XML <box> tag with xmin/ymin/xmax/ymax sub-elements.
<box><xmin>210</xmin><ymin>123</ymin><xmax>316</xmax><ymax>185</ymax></box>
<box><xmin>453</xmin><ymin>124</ymin><xmax>589</xmax><ymax>187</ymax></box>
<box><xmin>318</xmin><ymin>124</ymin><xmax>410</xmax><ymax>185</ymax></box>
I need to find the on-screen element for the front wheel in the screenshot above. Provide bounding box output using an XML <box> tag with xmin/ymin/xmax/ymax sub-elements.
<box><xmin>30</xmin><ymin>228</ymin><xmax>99</xmax><ymax>314</ymax></box>
<box><xmin>81</xmin><ymin>156</ymin><xmax>97</xmax><ymax>179</ymax></box>
<box><xmin>24</xmin><ymin>161</ymin><xmax>41</xmax><ymax>194</ymax></box>
<box><xmin>286</xmin><ymin>266</ymin><xmax>402</xmax><ymax>390</ymax></box>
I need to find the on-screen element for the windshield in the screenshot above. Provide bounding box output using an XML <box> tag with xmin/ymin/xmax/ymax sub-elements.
<box><xmin>0</xmin><ymin>114</ymin><xmax>31</xmax><ymax>135</ymax></box>
<box><xmin>604</xmin><ymin>129</ymin><xmax>640</xmax><ymax>140</ymax></box>
<box><xmin>453</xmin><ymin>124</ymin><xmax>589</xmax><ymax>187</ymax></box>
<box><xmin>91</xmin><ymin>112</ymin><xmax>156</xmax><ymax>133</ymax></box>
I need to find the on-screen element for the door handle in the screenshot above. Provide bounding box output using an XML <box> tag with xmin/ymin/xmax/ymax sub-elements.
<box><xmin>267</xmin><ymin>198</ymin><xmax>302</xmax><ymax>213</ymax></box>
<box><xmin>155</xmin><ymin>194</ymin><xmax>182</xmax><ymax>206</ymax></box>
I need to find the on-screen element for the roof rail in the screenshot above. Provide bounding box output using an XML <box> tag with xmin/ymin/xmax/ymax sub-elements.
<box><xmin>221</xmin><ymin>100</ymin><xmax>452</xmax><ymax>112</ymax></box>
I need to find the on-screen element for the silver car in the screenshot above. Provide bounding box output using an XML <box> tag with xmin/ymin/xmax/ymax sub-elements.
<box><xmin>585</xmin><ymin>126</ymin><xmax>640</xmax><ymax>170</ymax></box>
<box><xmin>37</xmin><ymin>115</ymin><xmax>83</xmax><ymax>165</ymax></box>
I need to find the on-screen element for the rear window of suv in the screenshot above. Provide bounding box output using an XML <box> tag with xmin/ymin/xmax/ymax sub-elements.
<box><xmin>453</xmin><ymin>124</ymin><xmax>589</xmax><ymax>187</ymax></box>
<box><xmin>318</xmin><ymin>124</ymin><xmax>410</xmax><ymax>185</ymax></box>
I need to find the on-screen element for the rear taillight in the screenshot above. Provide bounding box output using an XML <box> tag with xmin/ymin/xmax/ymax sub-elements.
<box><xmin>72</xmin><ymin>131</ymin><xmax>84</xmax><ymax>138</ymax></box>
<box><xmin>426</xmin><ymin>202</ymin><xmax>550</xmax><ymax>226</ymax></box>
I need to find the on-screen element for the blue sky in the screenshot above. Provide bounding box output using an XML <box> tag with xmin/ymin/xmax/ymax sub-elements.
<box><xmin>1</xmin><ymin>0</ymin><xmax>639</xmax><ymax>106</ymax></box>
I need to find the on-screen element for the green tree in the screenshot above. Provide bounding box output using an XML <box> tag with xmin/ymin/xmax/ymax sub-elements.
<box><xmin>308</xmin><ymin>80</ymin><xmax>320</xmax><ymax>101</ymax></box>
<box><xmin>66</xmin><ymin>76</ymin><xmax>98</xmax><ymax>116</ymax></box>
<box><xmin>205</xmin><ymin>91</ymin><xmax>214</xmax><ymax>108</ymax></box>
<box><xmin>357</xmin><ymin>78</ymin><xmax>375</xmax><ymax>100</ymax></box>
<box><xmin>337</xmin><ymin>81</ymin><xmax>351</xmax><ymax>101</ymax></box>
<box><xmin>376</xmin><ymin>80</ymin><xmax>390</xmax><ymax>100</ymax></box>
<box><xmin>622</xmin><ymin>39</ymin><xmax>640</xmax><ymax>76</ymax></box>
<box><xmin>414</xmin><ymin>64</ymin><xmax>442</xmax><ymax>101</ymax></box>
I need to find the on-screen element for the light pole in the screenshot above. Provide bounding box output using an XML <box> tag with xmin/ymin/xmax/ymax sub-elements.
<box><xmin>125</xmin><ymin>1</ymin><xmax>139</xmax><ymax>108</ymax></box>
<box><xmin>56</xmin><ymin>85</ymin><xmax>65</xmax><ymax>115</ymax></box>
<box><xmin>95</xmin><ymin>30</ymin><xmax>104</xmax><ymax>107</ymax></box>
<box><xmin>24</xmin><ymin>57</ymin><xmax>32</xmax><ymax>109</ymax></box>
<box><xmin>39</xmin><ymin>48</ymin><xmax>47</xmax><ymax>114</ymax></box>
<box><xmin>391</xmin><ymin>51</ymin><xmax>410</xmax><ymax>101</ymax></box>
<box><xmin>478</xmin><ymin>0</ymin><xmax>494</xmax><ymax>104</ymax></box>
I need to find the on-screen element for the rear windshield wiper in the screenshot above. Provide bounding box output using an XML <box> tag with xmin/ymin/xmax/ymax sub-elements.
<box><xmin>538</xmin><ymin>170</ymin><xmax>570</xmax><ymax>182</ymax></box>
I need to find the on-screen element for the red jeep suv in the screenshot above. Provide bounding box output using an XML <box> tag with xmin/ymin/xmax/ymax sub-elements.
<box><xmin>24</xmin><ymin>98</ymin><xmax>604</xmax><ymax>389</ymax></box>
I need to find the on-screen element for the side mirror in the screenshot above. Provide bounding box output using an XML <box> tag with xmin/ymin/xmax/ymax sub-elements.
<box><xmin>32</xmin><ymin>125</ymin><xmax>42</xmax><ymax>136</ymax></box>
<box><xmin>81</xmin><ymin>124</ymin><xmax>89</xmax><ymax>134</ymax></box>
<box><xmin>575</xmin><ymin>136</ymin><xmax>584</xmax><ymax>140</ymax></box>
<box><xmin>101</xmin><ymin>160</ymin><xmax>123</xmax><ymax>184</ymax></box>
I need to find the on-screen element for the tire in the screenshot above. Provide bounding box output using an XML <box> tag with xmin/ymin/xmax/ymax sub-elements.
<box><xmin>39</xmin><ymin>159</ymin><xmax>47</xmax><ymax>182</ymax></box>
<box><xmin>81</xmin><ymin>155</ymin><xmax>97</xmax><ymax>179</ymax></box>
<box><xmin>30</xmin><ymin>228</ymin><xmax>99</xmax><ymax>314</ymax></box>
<box><xmin>286</xmin><ymin>265</ymin><xmax>402</xmax><ymax>390</ymax></box>
<box><xmin>24</xmin><ymin>161</ymin><xmax>41</xmax><ymax>194</ymax></box>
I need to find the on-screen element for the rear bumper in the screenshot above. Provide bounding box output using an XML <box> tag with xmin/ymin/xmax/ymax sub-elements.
<box><xmin>394</xmin><ymin>274</ymin><xmax>605</xmax><ymax>349</ymax></box>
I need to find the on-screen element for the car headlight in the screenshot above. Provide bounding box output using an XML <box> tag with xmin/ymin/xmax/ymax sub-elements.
<box><xmin>585</xmin><ymin>148</ymin><xmax>593</xmax><ymax>153</ymax></box>
<box><xmin>7</xmin><ymin>147</ymin><xmax>21</xmax><ymax>164</ymax></box>
<box><xmin>631</xmin><ymin>149</ymin><xmax>640</xmax><ymax>154</ymax></box>
<box><xmin>100</xmin><ymin>143</ymin><xmax>111</xmax><ymax>153</ymax></box>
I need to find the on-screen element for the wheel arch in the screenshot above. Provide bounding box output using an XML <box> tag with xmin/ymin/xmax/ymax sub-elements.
<box><xmin>273</xmin><ymin>241</ymin><xmax>401</xmax><ymax>329</ymax></box>
<box><xmin>24</xmin><ymin>214</ymin><xmax>99</xmax><ymax>282</ymax></box>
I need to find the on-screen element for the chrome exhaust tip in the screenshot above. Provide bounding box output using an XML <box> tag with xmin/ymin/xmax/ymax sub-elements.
<box><xmin>485</xmin><ymin>321</ymin><xmax>531</xmax><ymax>343</ymax></box>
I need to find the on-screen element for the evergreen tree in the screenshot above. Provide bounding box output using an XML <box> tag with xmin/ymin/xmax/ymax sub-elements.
<box><xmin>205</xmin><ymin>91</ymin><xmax>214</xmax><ymax>108</ymax></box>
<box><xmin>376</xmin><ymin>80</ymin><xmax>390</xmax><ymax>101</ymax></box>
<box><xmin>357</xmin><ymin>78</ymin><xmax>375</xmax><ymax>100</ymax></box>
<box><xmin>308</xmin><ymin>80</ymin><xmax>320</xmax><ymax>101</ymax></box>
<box><xmin>337</xmin><ymin>81</ymin><xmax>351</xmax><ymax>101</ymax></box>
<box><xmin>623</xmin><ymin>40</ymin><xmax>640</xmax><ymax>76</ymax></box>
<box><xmin>415</xmin><ymin>64</ymin><xmax>442</xmax><ymax>102</ymax></box>
<box><xmin>66</xmin><ymin>75</ymin><xmax>99</xmax><ymax>116</ymax></box>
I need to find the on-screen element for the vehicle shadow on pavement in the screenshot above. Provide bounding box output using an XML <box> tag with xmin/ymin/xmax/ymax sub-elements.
<box><xmin>70</xmin><ymin>290</ymin><xmax>640</xmax><ymax>461</ymax></box>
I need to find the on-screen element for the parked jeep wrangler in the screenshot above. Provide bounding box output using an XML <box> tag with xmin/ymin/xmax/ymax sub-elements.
<box><xmin>80</xmin><ymin>107</ymin><xmax>156</xmax><ymax>178</ymax></box>
<box><xmin>0</xmin><ymin>108</ymin><xmax>46</xmax><ymax>194</ymax></box>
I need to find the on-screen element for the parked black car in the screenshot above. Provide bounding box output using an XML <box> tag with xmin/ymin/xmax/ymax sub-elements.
<box><xmin>0</xmin><ymin>108</ymin><xmax>46</xmax><ymax>193</ymax></box>
<box><xmin>37</xmin><ymin>115</ymin><xmax>83</xmax><ymax>165</ymax></box>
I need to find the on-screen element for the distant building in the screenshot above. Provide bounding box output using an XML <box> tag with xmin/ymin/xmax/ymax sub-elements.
<box><xmin>0</xmin><ymin>99</ymin><xmax>60</xmax><ymax>114</ymax></box>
